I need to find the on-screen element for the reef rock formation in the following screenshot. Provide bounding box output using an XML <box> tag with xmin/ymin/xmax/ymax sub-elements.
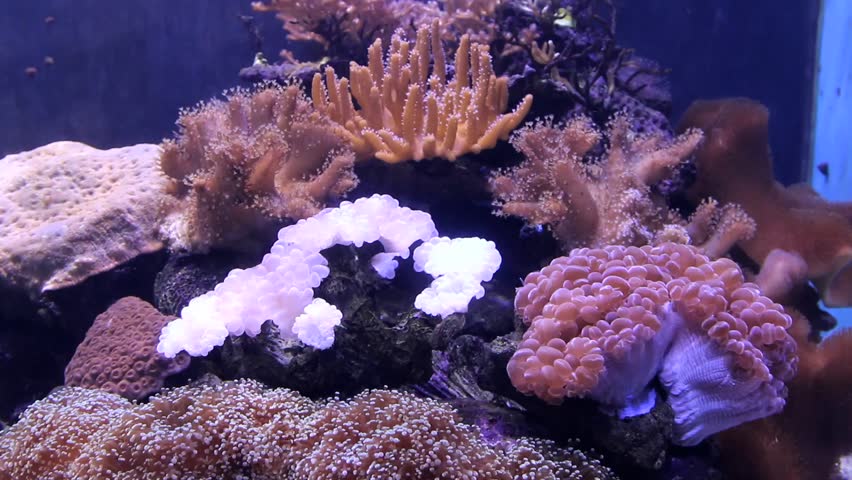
<box><xmin>0</xmin><ymin>141</ymin><xmax>167</xmax><ymax>295</ymax></box>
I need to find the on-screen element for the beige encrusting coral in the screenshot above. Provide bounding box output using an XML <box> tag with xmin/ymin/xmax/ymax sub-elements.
<box><xmin>0</xmin><ymin>379</ymin><xmax>617</xmax><ymax>480</ymax></box>
<box><xmin>0</xmin><ymin>141</ymin><xmax>167</xmax><ymax>295</ymax></box>
<box><xmin>160</xmin><ymin>84</ymin><xmax>358</xmax><ymax>251</ymax></box>
<box><xmin>312</xmin><ymin>20</ymin><xmax>533</xmax><ymax>163</ymax></box>
<box><xmin>490</xmin><ymin>116</ymin><xmax>703</xmax><ymax>250</ymax></box>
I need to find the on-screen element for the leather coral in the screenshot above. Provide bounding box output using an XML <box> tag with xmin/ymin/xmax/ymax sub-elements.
<box><xmin>678</xmin><ymin>98</ymin><xmax>852</xmax><ymax>307</ymax></box>
<box><xmin>159</xmin><ymin>84</ymin><xmax>358</xmax><ymax>252</ymax></box>
<box><xmin>490</xmin><ymin>116</ymin><xmax>704</xmax><ymax>250</ymax></box>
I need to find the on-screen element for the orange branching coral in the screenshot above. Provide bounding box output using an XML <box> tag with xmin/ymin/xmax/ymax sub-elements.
<box><xmin>491</xmin><ymin>116</ymin><xmax>704</xmax><ymax>250</ymax></box>
<box><xmin>678</xmin><ymin>97</ymin><xmax>852</xmax><ymax>307</ymax></box>
<box><xmin>0</xmin><ymin>380</ymin><xmax>617</xmax><ymax>480</ymax></box>
<box><xmin>312</xmin><ymin>20</ymin><xmax>533</xmax><ymax>163</ymax></box>
<box><xmin>64</xmin><ymin>297</ymin><xmax>189</xmax><ymax>400</ymax></box>
<box><xmin>160</xmin><ymin>84</ymin><xmax>358</xmax><ymax>251</ymax></box>
<box><xmin>508</xmin><ymin>242</ymin><xmax>797</xmax><ymax>445</ymax></box>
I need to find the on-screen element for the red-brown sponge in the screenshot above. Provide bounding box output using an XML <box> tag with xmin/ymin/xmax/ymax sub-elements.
<box><xmin>64</xmin><ymin>296</ymin><xmax>190</xmax><ymax>400</ymax></box>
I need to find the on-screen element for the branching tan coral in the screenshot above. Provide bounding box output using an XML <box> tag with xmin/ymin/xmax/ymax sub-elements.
<box><xmin>160</xmin><ymin>84</ymin><xmax>358</xmax><ymax>251</ymax></box>
<box><xmin>491</xmin><ymin>116</ymin><xmax>703</xmax><ymax>250</ymax></box>
<box><xmin>312</xmin><ymin>20</ymin><xmax>533</xmax><ymax>163</ymax></box>
<box><xmin>0</xmin><ymin>379</ymin><xmax>617</xmax><ymax>480</ymax></box>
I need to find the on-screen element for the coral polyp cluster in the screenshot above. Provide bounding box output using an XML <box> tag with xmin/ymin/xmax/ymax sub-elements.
<box><xmin>2</xmin><ymin>2</ymin><xmax>850</xmax><ymax>480</ymax></box>
<box><xmin>508</xmin><ymin>242</ymin><xmax>797</xmax><ymax>445</ymax></box>
<box><xmin>0</xmin><ymin>379</ymin><xmax>616</xmax><ymax>480</ymax></box>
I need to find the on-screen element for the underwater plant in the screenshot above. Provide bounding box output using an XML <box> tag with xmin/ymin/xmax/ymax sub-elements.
<box><xmin>507</xmin><ymin>242</ymin><xmax>798</xmax><ymax>446</ymax></box>
<box><xmin>311</xmin><ymin>20</ymin><xmax>534</xmax><ymax>163</ymax></box>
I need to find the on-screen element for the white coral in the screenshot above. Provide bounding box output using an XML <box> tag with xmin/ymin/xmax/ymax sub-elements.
<box><xmin>158</xmin><ymin>195</ymin><xmax>502</xmax><ymax>357</ymax></box>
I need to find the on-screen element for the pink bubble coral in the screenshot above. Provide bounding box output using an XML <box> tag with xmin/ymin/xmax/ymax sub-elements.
<box><xmin>507</xmin><ymin>242</ymin><xmax>797</xmax><ymax>445</ymax></box>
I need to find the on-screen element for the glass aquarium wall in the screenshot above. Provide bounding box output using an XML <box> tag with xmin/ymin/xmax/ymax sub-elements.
<box><xmin>811</xmin><ymin>0</ymin><xmax>852</xmax><ymax>328</ymax></box>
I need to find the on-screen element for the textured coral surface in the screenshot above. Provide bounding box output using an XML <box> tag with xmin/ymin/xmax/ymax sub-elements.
<box><xmin>508</xmin><ymin>242</ymin><xmax>797</xmax><ymax>445</ymax></box>
<box><xmin>64</xmin><ymin>297</ymin><xmax>189</xmax><ymax>400</ymax></box>
<box><xmin>0</xmin><ymin>379</ymin><xmax>616</xmax><ymax>480</ymax></box>
<box><xmin>491</xmin><ymin>117</ymin><xmax>702</xmax><ymax>250</ymax></box>
<box><xmin>0</xmin><ymin>141</ymin><xmax>167</xmax><ymax>294</ymax></box>
<box><xmin>160</xmin><ymin>84</ymin><xmax>358</xmax><ymax>251</ymax></box>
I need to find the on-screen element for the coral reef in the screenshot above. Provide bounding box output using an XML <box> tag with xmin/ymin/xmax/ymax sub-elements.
<box><xmin>490</xmin><ymin>116</ymin><xmax>703</xmax><ymax>250</ymax></box>
<box><xmin>677</xmin><ymin>97</ymin><xmax>852</xmax><ymax>307</ymax></box>
<box><xmin>494</xmin><ymin>0</ymin><xmax>673</xmax><ymax>133</ymax></box>
<box><xmin>507</xmin><ymin>242</ymin><xmax>797</xmax><ymax>445</ymax></box>
<box><xmin>160</xmin><ymin>84</ymin><xmax>358</xmax><ymax>252</ymax></box>
<box><xmin>312</xmin><ymin>21</ymin><xmax>533</xmax><ymax>162</ymax></box>
<box><xmin>64</xmin><ymin>297</ymin><xmax>189</xmax><ymax>400</ymax></box>
<box><xmin>0</xmin><ymin>378</ymin><xmax>617</xmax><ymax>480</ymax></box>
<box><xmin>0</xmin><ymin>141</ymin><xmax>167</xmax><ymax>295</ymax></box>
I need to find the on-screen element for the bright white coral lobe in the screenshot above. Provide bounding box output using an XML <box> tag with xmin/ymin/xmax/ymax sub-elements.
<box><xmin>413</xmin><ymin>237</ymin><xmax>502</xmax><ymax>317</ymax></box>
<box><xmin>158</xmin><ymin>195</ymin><xmax>502</xmax><ymax>357</ymax></box>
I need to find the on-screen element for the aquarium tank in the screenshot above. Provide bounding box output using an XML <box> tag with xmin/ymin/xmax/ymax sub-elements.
<box><xmin>1</xmin><ymin>1</ymin><xmax>849</xmax><ymax>479</ymax></box>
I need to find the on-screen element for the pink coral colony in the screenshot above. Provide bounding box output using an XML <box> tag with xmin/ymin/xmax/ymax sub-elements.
<box><xmin>507</xmin><ymin>242</ymin><xmax>798</xmax><ymax>446</ymax></box>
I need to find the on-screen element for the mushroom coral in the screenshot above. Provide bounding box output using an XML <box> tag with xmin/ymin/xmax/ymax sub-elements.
<box><xmin>677</xmin><ymin>98</ymin><xmax>852</xmax><ymax>307</ymax></box>
<box><xmin>507</xmin><ymin>242</ymin><xmax>797</xmax><ymax>446</ymax></box>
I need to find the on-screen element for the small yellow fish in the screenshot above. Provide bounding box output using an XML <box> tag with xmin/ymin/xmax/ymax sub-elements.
<box><xmin>554</xmin><ymin>7</ymin><xmax>576</xmax><ymax>28</ymax></box>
